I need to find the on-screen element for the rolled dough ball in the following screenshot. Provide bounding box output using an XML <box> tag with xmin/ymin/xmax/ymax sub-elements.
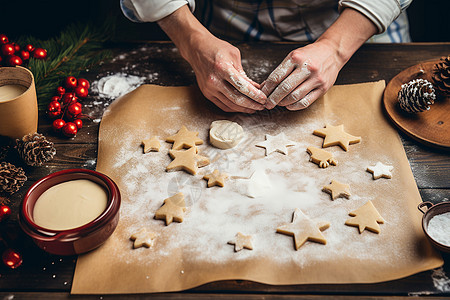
<box><xmin>209</xmin><ymin>120</ymin><xmax>244</xmax><ymax>149</ymax></box>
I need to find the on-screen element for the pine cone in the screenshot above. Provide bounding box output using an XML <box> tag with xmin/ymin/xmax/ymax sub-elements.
<box><xmin>432</xmin><ymin>55</ymin><xmax>450</xmax><ymax>97</ymax></box>
<box><xmin>0</xmin><ymin>162</ymin><xmax>27</xmax><ymax>194</ymax></box>
<box><xmin>0</xmin><ymin>136</ymin><xmax>13</xmax><ymax>161</ymax></box>
<box><xmin>16</xmin><ymin>133</ymin><xmax>56</xmax><ymax>167</ymax></box>
<box><xmin>398</xmin><ymin>79</ymin><xmax>436</xmax><ymax>113</ymax></box>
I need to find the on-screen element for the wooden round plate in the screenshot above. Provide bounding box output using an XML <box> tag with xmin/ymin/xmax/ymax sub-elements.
<box><xmin>383</xmin><ymin>60</ymin><xmax>450</xmax><ymax>150</ymax></box>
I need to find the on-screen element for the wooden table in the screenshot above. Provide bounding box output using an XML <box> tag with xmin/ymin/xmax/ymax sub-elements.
<box><xmin>0</xmin><ymin>42</ymin><xmax>449</xmax><ymax>299</ymax></box>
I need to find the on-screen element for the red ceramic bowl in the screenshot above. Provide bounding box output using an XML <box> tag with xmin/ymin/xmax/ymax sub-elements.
<box><xmin>418</xmin><ymin>201</ymin><xmax>450</xmax><ymax>253</ymax></box>
<box><xmin>19</xmin><ymin>169</ymin><xmax>121</xmax><ymax>256</ymax></box>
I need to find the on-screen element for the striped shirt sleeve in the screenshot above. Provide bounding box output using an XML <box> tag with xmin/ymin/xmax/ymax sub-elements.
<box><xmin>339</xmin><ymin>0</ymin><xmax>412</xmax><ymax>33</ymax></box>
<box><xmin>120</xmin><ymin>0</ymin><xmax>195</xmax><ymax>23</ymax></box>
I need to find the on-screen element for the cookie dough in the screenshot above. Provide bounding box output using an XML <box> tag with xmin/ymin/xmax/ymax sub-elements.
<box><xmin>366</xmin><ymin>162</ymin><xmax>394</xmax><ymax>179</ymax></box>
<box><xmin>166</xmin><ymin>147</ymin><xmax>210</xmax><ymax>175</ymax></box>
<box><xmin>203</xmin><ymin>169</ymin><xmax>228</xmax><ymax>187</ymax></box>
<box><xmin>313</xmin><ymin>124</ymin><xmax>361</xmax><ymax>151</ymax></box>
<box><xmin>276</xmin><ymin>209</ymin><xmax>330</xmax><ymax>250</ymax></box>
<box><xmin>130</xmin><ymin>228</ymin><xmax>157</xmax><ymax>249</ymax></box>
<box><xmin>228</xmin><ymin>232</ymin><xmax>254</xmax><ymax>252</ymax></box>
<box><xmin>307</xmin><ymin>146</ymin><xmax>337</xmax><ymax>168</ymax></box>
<box><xmin>255</xmin><ymin>132</ymin><xmax>296</xmax><ymax>155</ymax></box>
<box><xmin>322</xmin><ymin>180</ymin><xmax>351</xmax><ymax>200</ymax></box>
<box><xmin>209</xmin><ymin>120</ymin><xmax>244</xmax><ymax>149</ymax></box>
<box><xmin>345</xmin><ymin>201</ymin><xmax>385</xmax><ymax>234</ymax></box>
<box><xmin>142</xmin><ymin>136</ymin><xmax>161</xmax><ymax>153</ymax></box>
<box><xmin>166</xmin><ymin>125</ymin><xmax>203</xmax><ymax>150</ymax></box>
<box><xmin>154</xmin><ymin>193</ymin><xmax>187</xmax><ymax>225</ymax></box>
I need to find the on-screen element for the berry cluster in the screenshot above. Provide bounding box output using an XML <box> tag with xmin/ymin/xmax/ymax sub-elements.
<box><xmin>0</xmin><ymin>33</ymin><xmax>47</xmax><ymax>67</ymax></box>
<box><xmin>47</xmin><ymin>76</ymin><xmax>90</xmax><ymax>138</ymax></box>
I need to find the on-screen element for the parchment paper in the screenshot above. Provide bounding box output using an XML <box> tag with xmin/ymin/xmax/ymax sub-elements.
<box><xmin>72</xmin><ymin>82</ymin><xmax>443</xmax><ymax>294</ymax></box>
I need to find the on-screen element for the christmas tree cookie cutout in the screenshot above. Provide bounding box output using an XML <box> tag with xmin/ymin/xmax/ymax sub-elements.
<box><xmin>142</xmin><ymin>136</ymin><xmax>161</xmax><ymax>153</ymax></box>
<box><xmin>228</xmin><ymin>232</ymin><xmax>254</xmax><ymax>252</ymax></box>
<box><xmin>345</xmin><ymin>201</ymin><xmax>385</xmax><ymax>234</ymax></box>
<box><xmin>322</xmin><ymin>180</ymin><xmax>351</xmax><ymax>200</ymax></box>
<box><xmin>276</xmin><ymin>209</ymin><xmax>330</xmax><ymax>250</ymax></box>
<box><xmin>203</xmin><ymin>169</ymin><xmax>228</xmax><ymax>187</ymax></box>
<box><xmin>166</xmin><ymin>125</ymin><xmax>203</xmax><ymax>150</ymax></box>
<box><xmin>130</xmin><ymin>228</ymin><xmax>157</xmax><ymax>249</ymax></box>
<box><xmin>154</xmin><ymin>193</ymin><xmax>187</xmax><ymax>225</ymax></box>
<box><xmin>366</xmin><ymin>162</ymin><xmax>394</xmax><ymax>180</ymax></box>
<box><xmin>313</xmin><ymin>124</ymin><xmax>361</xmax><ymax>151</ymax></box>
<box><xmin>307</xmin><ymin>146</ymin><xmax>337</xmax><ymax>168</ymax></box>
<box><xmin>255</xmin><ymin>132</ymin><xmax>296</xmax><ymax>155</ymax></box>
<box><xmin>166</xmin><ymin>147</ymin><xmax>210</xmax><ymax>175</ymax></box>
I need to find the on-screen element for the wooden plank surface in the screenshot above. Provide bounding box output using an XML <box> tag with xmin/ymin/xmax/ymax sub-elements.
<box><xmin>0</xmin><ymin>42</ymin><xmax>449</xmax><ymax>297</ymax></box>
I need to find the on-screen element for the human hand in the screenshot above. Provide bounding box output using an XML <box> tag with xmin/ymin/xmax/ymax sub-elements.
<box><xmin>185</xmin><ymin>35</ymin><xmax>267</xmax><ymax>113</ymax></box>
<box><xmin>262</xmin><ymin>40</ymin><xmax>344</xmax><ymax>111</ymax></box>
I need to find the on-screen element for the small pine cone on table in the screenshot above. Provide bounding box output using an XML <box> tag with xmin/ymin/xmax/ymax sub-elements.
<box><xmin>398</xmin><ymin>79</ymin><xmax>436</xmax><ymax>113</ymax></box>
<box><xmin>16</xmin><ymin>133</ymin><xmax>56</xmax><ymax>167</ymax></box>
<box><xmin>0</xmin><ymin>162</ymin><xmax>27</xmax><ymax>194</ymax></box>
<box><xmin>432</xmin><ymin>55</ymin><xmax>450</xmax><ymax>97</ymax></box>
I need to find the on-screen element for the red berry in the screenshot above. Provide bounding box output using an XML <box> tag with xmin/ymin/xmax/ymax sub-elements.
<box><xmin>62</xmin><ymin>122</ymin><xmax>77</xmax><ymax>137</ymax></box>
<box><xmin>12</xmin><ymin>43</ymin><xmax>20</xmax><ymax>53</ymax></box>
<box><xmin>61</xmin><ymin>92</ymin><xmax>77</xmax><ymax>105</ymax></box>
<box><xmin>47</xmin><ymin>110</ymin><xmax>61</xmax><ymax>119</ymax></box>
<box><xmin>0</xmin><ymin>204</ymin><xmax>11</xmax><ymax>222</ymax></box>
<box><xmin>2</xmin><ymin>248</ymin><xmax>23</xmax><ymax>269</ymax></box>
<box><xmin>77</xmin><ymin>78</ymin><xmax>90</xmax><ymax>89</ymax></box>
<box><xmin>0</xmin><ymin>56</ymin><xmax>3</xmax><ymax>65</ymax></box>
<box><xmin>74</xmin><ymin>86</ymin><xmax>88</xmax><ymax>98</ymax></box>
<box><xmin>52</xmin><ymin>119</ymin><xmax>66</xmax><ymax>132</ymax></box>
<box><xmin>56</xmin><ymin>86</ymin><xmax>65</xmax><ymax>95</ymax></box>
<box><xmin>32</xmin><ymin>48</ymin><xmax>47</xmax><ymax>59</ymax></box>
<box><xmin>47</xmin><ymin>100</ymin><xmax>61</xmax><ymax>112</ymax></box>
<box><xmin>65</xmin><ymin>76</ymin><xmax>77</xmax><ymax>90</ymax></box>
<box><xmin>0</xmin><ymin>34</ymin><xmax>9</xmax><ymax>45</ymax></box>
<box><xmin>74</xmin><ymin>118</ymin><xmax>83</xmax><ymax>129</ymax></box>
<box><xmin>67</xmin><ymin>102</ymin><xmax>82</xmax><ymax>117</ymax></box>
<box><xmin>51</xmin><ymin>95</ymin><xmax>61</xmax><ymax>102</ymax></box>
<box><xmin>19</xmin><ymin>50</ymin><xmax>30</xmax><ymax>61</ymax></box>
<box><xmin>25</xmin><ymin>44</ymin><xmax>34</xmax><ymax>52</ymax></box>
<box><xmin>1</xmin><ymin>44</ymin><xmax>15</xmax><ymax>56</ymax></box>
<box><xmin>7</xmin><ymin>55</ymin><xmax>23</xmax><ymax>66</ymax></box>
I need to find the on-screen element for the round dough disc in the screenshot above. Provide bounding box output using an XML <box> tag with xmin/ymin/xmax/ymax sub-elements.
<box><xmin>209</xmin><ymin>120</ymin><xmax>244</xmax><ymax>149</ymax></box>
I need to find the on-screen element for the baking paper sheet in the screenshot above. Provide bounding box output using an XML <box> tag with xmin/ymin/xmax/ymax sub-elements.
<box><xmin>72</xmin><ymin>82</ymin><xmax>443</xmax><ymax>294</ymax></box>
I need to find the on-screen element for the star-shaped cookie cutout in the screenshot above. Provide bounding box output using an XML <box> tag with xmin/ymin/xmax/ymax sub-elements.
<box><xmin>276</xmin><ymin>209</ymin><xmax>330</xmax><ymax>250</ymax></box>
<box><xmin>313</xmin><ymin>124</ymin><xmax>361</xmax><ymax>151</ymax></box>
<box><xmin>306</xmin><ymin>146</ymin><xmax>337</xmax><ymax>168</ymax></box>
<box><xmin>130</xmin><ymin>228</ymin><xmax>157</xmax><ymax>249</ymax></box>
<box><xmin>255</xmin><ymin>132</ymin><xmax>296</xmax><ymax>155</ymax></box>
<box><xmin>366</xmin><ymin>162</ymin><xmax>394</xmax><ymax>179</ymax></box>
<box><xmin>154</xmin><ymin>193</ymin><xmax>187</xmax><ymax>225</ymax></box>
<box><xmin>322</xmin><ymin>180</ymin><xmax>351</xmax><ymax>200</ymax></box>
<box><xmin>228</xmin><ymin>232</ymin><xmax>254</xmax><ymax>252</ymax></box>
<box><xmin>203</xmin><ymin>169</ymin><xmax>228</xmax><ymax>187</ymax></box>
<box><xmin>345</xmin><ymin>201</ymin><xmax>385</xmax><ymax>234</ymax></box>
<box><xmin>142</xmin><ymin>136</ymin><xmax>161</xmax><ymax>153</ymax></box>
<box><xmin>166</xmin><ymin>125</ymin><xmax>203</xmax><ymax>150</ymax></box>
<box><xmin>166</xmin><ymin>147</ymin><xmax>210</xmax><ymax>175</ymax></box>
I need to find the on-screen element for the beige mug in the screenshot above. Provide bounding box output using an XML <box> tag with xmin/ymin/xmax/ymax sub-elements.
<box><xmin>0</xmin><ymin>66</ymin><xmax>38</xmax><ymax>139</ymax></box>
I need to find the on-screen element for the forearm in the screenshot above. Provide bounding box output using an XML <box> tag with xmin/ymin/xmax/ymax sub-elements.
<box><xmin>316</xmin><ymin>8</ymin><xmax>377</xmax><ymax>67</ymax></box>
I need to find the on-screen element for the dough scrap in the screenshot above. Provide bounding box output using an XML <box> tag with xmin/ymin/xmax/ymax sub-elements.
<box><xmin>313</xmin><ymin>124</ymin><xmax>361</xmax><ymax>151</ymax></box>
<box><xmin>166</xmin><ymin>125</ymin><xmax>203</xmax><ymax>150</ymax></box>
<box><xmin>255</xmin><ymin>132</ymin><xmax>296</xmax><ymax>156</ymax></box>
<box><xmin>322</xmin><ymin>180</ymin><xmax>351</xmax><ymax>200</ymax></box>
<box><xmin>130</xmin><ymin>228</ymin><xmax>157</xmax><ymax>249</ymax></box>
<box><xmin>203</xmin><ymin>169</ymin><xmax>228</xmax><ymax>187</ymax></box>
<box><xmin>306</xmin><ymin>146</ymin><xmax>338</xmax><ymax>168</ymax></box>
<box><xmin>228</xmin><ymin>232</ymin><xmax>254</xmax><ymax>252</ymax></box>
<box><xmin>209</xmin><ymin>120</ymin><xmax>244</xmax><ymax>149</ymax></box>
<box><xmin>154</xmin><ymin>193</ymin><xmax>187</xmax><ymax>225</ymax></box>
<box><xmin>345</xmin><ymin>201</ymin><xmax>385</xmax><ymax>234</ymax></box>
<box><xmin>366</xmin><ymin>162</ymin><xmax>394</xmax><ymax>179</ymax></box>
<box><xmin>276</xmin><ymin>209</ymin><xmax>330</xmax><ymax>250</ymax></box>
<box><xmin>142</xmin><ymin>136</ymin><xmax>161</xmax><ymax>153</ymax></box>
<box><xmin>166</xmin><ymin>147</ymin><xmax>210</xmax><ymax>175</ymax></box>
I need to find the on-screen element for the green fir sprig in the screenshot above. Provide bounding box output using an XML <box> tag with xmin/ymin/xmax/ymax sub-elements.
<box><xmin>16</xmin><ymin>22</ymin><xmax>113</xmax><ymax>110</ymax></box>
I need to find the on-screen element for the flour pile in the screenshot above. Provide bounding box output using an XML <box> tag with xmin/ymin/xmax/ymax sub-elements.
<box><xmin>91</xmin><ymin>73</ymin><xmax>145</xmax><ymax>100</ymax></box>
